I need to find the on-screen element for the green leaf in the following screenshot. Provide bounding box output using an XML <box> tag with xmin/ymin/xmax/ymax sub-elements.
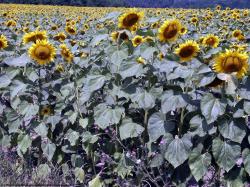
<box><xmin>88</xmin><ymin>174</ymin><xmax>102</xmax><ymax>187</ymax></box>
<box><xmin>65</xmin><ymin>129</ymin><xmax>79</xmax><ymax>146</ymax></box>
<box><xmin>19</xmin><ymin>102</ymin><xmax>39</xmax><ymax>121</ymax></box>
<box><xmin>161</xmin><ymin>91</ymin><xmax>187</xmax><ymax>113</ymax></box>
<box><xmin>242</xmin><ymin>149</ymin><xmax>250</xmax><ymax>175</ymax></box>
<box><xmin>4</xmin><ymin>53</ymin><xmax>30</xmax><ymax>67</ymax></box>
<box><xmin>200</xmin><ymin>93</ymin><xmax>226</xmax><ymax>123</ymax></box>
<box><xmin>74</xmin><ymin>167</ymin><xmax>85</xmax><ymax>183</ymax></box>
<box><xmin>189</xmin><ymin>145</ymin><xmax>211</xmax><ymax>181</ymax></box>
<box><xmin>198</xmin><ymin>73</ymin><xmax>216</xmax><ymax>87</ymax></box>
<box><xmin>119</xmin><ymin>118</ymin><xmax>144</xmax><ymax>140</ymax></box>
<box><xmin>131</xmin><ymin>89</ymin><xmax>155</xmax><ymax>110</ymax></box>
<box><xmin>141</xmin><ymin>47</ymin><xmax>157</xmax><ymax>60</ymax></box>
<box><xmin>212</xmin><ymin>138</ymin><xmax>241</xmax><ymax>172</ymax></box>
<box><xmin>94</xmin><ymin>104</ymin><xmax>124</xmax><ymax>129</ymax></box>
<box><xmin>10</xmin><ymin>80</ymin><xmax>27</xmax><ymax>99</ymax></box>
<box><xmin>34</xmin><ymin>123</ymin><xmax>48</xmax><ymax>137</ymax></box>
<box><xmin>148</xmin><ymin>112</ymin><xmax>174</xmax><ymax>142</ymax></box>
<box><xmin>218</xmin><ymin>118</ymin><xmax>246</xmax><ymax>144</ymax></box>
<box><xmin>79</xmin><ymin>118</ymin><xmax>88</xmax><ymax>129</ymax></box>
<box><xmin>164</xmin><ymin>135</ymin><xmax>192</xmax><ymax>168</ymax></box>
<box><xmin>17</xmin><ymin>134</ymin><xmax>32</xmax><ymax>155</ymax></box>
<box><xmin>119</xmin><ymin>60</ymin><xmax>143</xmax><ymax>79</ymax></box>
<box><xmin>189</xmin><ymin>115</ymin><xmax>213</xmax><ymax>137</ymax></box>
<box><xmin>85</xmin><ymin>75</ymin><xmax>106</xmax><ymax>92</ymax></box>
<box><xmin>35</xmin><ymin>164</ymin><xmax>51</xmax><ymax>179</ymax></box>
<box><xmin>243</xmin><ymin>100</ymin><xmax>250</xmax><ymax>115</ymax></box>
<box><xmin>150</xmin><ymin>154</ymin><xmax>164</xmax><ymax>168</ymax></box>
<box><xmin>91</xmin><ymin>34</ymin><xmax>109</xmax><ymax>46</ymax></box>
<box><xmin>0</xmin><ymin>74</ymin><xmax>11</xmax><ymax>88</ymax></box>
<box><xmin>110</xmin><ymin>50</ymin><xmax>128</xmax><ymax>73</ymax></box>
<box><xmin>41</xmin><ymin>142</ymin><xmax>56</xmax><ymax>161</ymax></box>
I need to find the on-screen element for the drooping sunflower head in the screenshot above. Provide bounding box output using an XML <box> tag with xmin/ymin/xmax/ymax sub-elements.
<box><xmin>0</xmin><ymin>35</ymin><xmax>8</xmax><ymax>50</ymax></box>
<box><xmin>28</xmin><ymin>40</ymin><xmax>56</xmax><ymax>65</ymax></box>
<box><xmin>54</xmin><ymin>32</ymin><xmax>67</xmax><ymax>42</ymax></box>
<box><xmin>213</xmin><ymin>50</ymin><xmax>249</xmax><ymax>78</ymax></box>
<box><xmin>136</xmin><ymin>57</ymin><xmax>146</xmax><ymax>65</ymax></box>
<box><xmin>22</xmin><ymin>30</ymin><xmax>47</xmax><ymax>44</ymax></box>
<box><xmin>158</xmin><ymin>19</ymin><xmax>182</xmax><ymax>42</ymax></box>
<box><xmin>118</xmin><ymin>10</ymin><xmax>144</xmax><ymax>30</ymax></box>
<box><xmin>110</xmin><ymin>31</ymin><xmax>119</xmax><ymax>42</ymax></box>
<box><xmin>65</xmin><ymin>25</ymin><xmax>77</xmax><ymax>35</ymax></box>
<box><xmin>132</xmin><ymin>35</ymin><xmax>144</xmax><ymax>47</ymax></box>
<box><xmin>202</xmin><ymin>34</ymin><xmax>220</xmax><ymax>48</ymax></box>
<box><xmin>175</xmin><ymin>40</ymin><xmax>200</xmax><ymax>62</ymax></box>
<box><xmin>60</xmin><ymin>44</ymin><xmax>74</xmax><ymax>63</ymax></box>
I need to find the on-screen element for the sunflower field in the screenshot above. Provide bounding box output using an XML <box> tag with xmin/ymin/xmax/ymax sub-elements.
<box><xmin>0</xmin><ymin>3</ymin><xmax>250</xmax><ymax>186</ymax></box>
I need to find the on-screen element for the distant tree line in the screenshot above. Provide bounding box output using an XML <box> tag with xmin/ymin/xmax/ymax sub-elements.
<box><xmin>1</xmin><ymin>0</ymin><xmax>249</xmax><ymax>8</ymax></box>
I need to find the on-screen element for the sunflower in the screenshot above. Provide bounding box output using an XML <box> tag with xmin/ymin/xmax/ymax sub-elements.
<box><xmin>40</xmin><ymin>106</ymin><xmax>52</xmax><ymax>116</ymax></box>
<box><xmin>213</xmin><ymin>50</ymin><xmax>249</xmax><ymax>78</ymax></box>
<box><xmin>158</xmin><ymin>19</ymin><xmax>182</xmax><ymax>42</ymax></box>
<box><xmin>191</xmin><ymin>17</ymin><xmax>198</xmax><ymax>24</ymax></box>
<box><xmin>118</xmin><ymin>10</ymin><xmax>144</xmax><ymax>30</ymax></box>
<box><xmin>28</xmin><ymin>40</ymin><xmax>56</xmax><ymax>65</ymax></box>
<box><xmin>180</xmin><ymin>26</ymin><xmax>187</xmax><ymax>35</ymax></box>
<box><xmin>132</xmin><ymin>35</ymin><xmax>144</xmax><ymax>47</ymax></box>
<box><xmin>232</xmin><ymin>30</ymin><xmax>242</xmax><ymax>38</ymax></box>
<box><xmin>110</xmin><ymin>31</ymin><xmax>119</xmax><ymax>42</ymax></box>
<box><xmin>0</xmin><ymin>35</ymin><xmax>8</xmax><ymax>50</ymax></box>
<box><xmin>55</xmin><ymin>64</ymin><xmax>64</xmax><ymax>73</ymax></box>
<box><xmin>202</xmin><ymin>34</ymin><xmax>220</xmax><ymax>48</ymax></box>
<box><xmin>175</xmin><ymin>40</ymin><xmax>200</xmax><ymax>62</ymax></box>
<box><xmin>136</xmin><ymin>57</ymin><xmax>146</xmax><ymax>65</ymax></box>
<box><xmin>60</xmin><ymin>44</ymin><xmax>74</xmax><ymax>63</ymax></box>
<box><xmin>65</xmin><ymin>25</ymin><xmax>77</xmax><ymax>35</ymax></box>
<box><xmin>23</xmin><ymin>30</ymin><xmax>47</xmax><ymax>44</ymax></box>
<box><xmin>54</xmin><ymin>32</ymin><xmax>67</xmax><ymax>42</ymax></box>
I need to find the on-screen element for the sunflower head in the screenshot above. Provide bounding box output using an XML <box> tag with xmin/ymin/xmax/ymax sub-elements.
<box><xmin>65</xmin><ymin>26</ymin><xmax>77</xmax><ymax>35</ymax></box>
<box><xmin>60</xmin><ymin>44</ymin><xmax>74</xmax><ymax>63</ymax></box>
<box><xmin>28</xmin><ymin>40</ymin><xmax>56</xmax><ymax>65</ymax></box>
<box><xmin>175</xmin><ymin>40</ymin><xmax>200</xmax><ymax>62</ymax></box>
<box><xmin>54</xmin><ymin>32</ymin><xmax>67</xmax><ymax>42</ymax></box>
<box><xmin>132</xmin><ymin>35</ymin><xmax>144</xmax><ymax>47</ymax></box>
<box><xmin>40</xmin><ymin>106</ymin><xmax>53</xmax><ymax>116</ymax></box>
<box><xmin>232</xmin><ymin>30</ymin><xmax>242</xmax><ymax>38</ymax></box>
<box><xmin>0</xmin><ymin>35</ymin><xmax>8</xmax><ymax>50</ymax></box>
<box><xmin>180</xmin><ymin>26</ymin><xmax>187</xmax><ymax>35</ymax></box>
<box><xmin>118</xmin><ymin>10</ymin><xmax>144</xmax><ymax>30</ymax></box>
<box><xmin>158</xmin><ymin>19</ymin><xmax>182</xmax><ymax>42</ymax></box>
<box><xmin>213</xmin><ymin>50</ymin><xmax>249</xmax><ymax>78</ymax></box>
<box><xmin>136</xmin><ymin>57</ymin><xmax>146</xmax><ymax>65</ymax></box>
<box><xmin>23</xmin><ymin>30</ymin><xmax>47</xmax><ymax>44</ymax></box>
<box><xmin>110</xmin><ymin>31</ymin><xmax>119</xmax><ymax>42</ymax></box>
<box><xmin>202</xmin><ymin>34</ymin><xmax>220</xmax><ymax>48</ymax></box>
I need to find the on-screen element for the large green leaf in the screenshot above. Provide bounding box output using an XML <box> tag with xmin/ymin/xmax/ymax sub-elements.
<box><xmin>189</xmin><ymin>115</ymin><xmax>213</xmax><ymax>137</ymax></box>
<box><xmin>94</xmin><ymin>104</ymin><xmax>124</xmax><ymax>129</ymax></box>
<box><xmin>10</xmin><ymin>80</ymin><xmax>27</xmax><ymax>99</ymax></box>
<box><xmin>161</xmin><ymin>91</ymin><xmax>187</xmax><ymax>114</ymax></box>
<box><xmin>4</xmin><ymin>53</ymin><xmax>30</xmax><ymax>67</ymax></box>
<box><xmin>119</xmin><ymin>60</ymin><xmax>143</xmax><ymax>79</ymax></box>
<box><xmin>74</xmin><ymin>167</ymin><xmax>85</xmax><ymax>183</ymax></box>
<box><xmin>17</xmin><ymin>134</ymin><xmax>32</xmax><ymax>155</ymax></box>
<box><xmin>34</xmin><ymin>123</ymin><xmax>48</xmax><ymax>137</ymax></box>
<box><xmin>119</xmin><ymin>118</ymin><xmax>144</xmax><ymax>140</ymax></box>
<box><xmin>131</xmin><ymin>89</ymin><xmax>155</xmax><ymax>110</ymax></box>
<box><xmin>88</xmin><ymin>174</ymin><xmax>103</xmax><ymax>187</ymax></box>
<box><xmin>110</xmin><ymin>50</ymin><xmax>128</xmax><ymax>73</ymax></box>
<box><xmin>164</xmin><ymin>135</ymin><xmax>192</xmax><ymax>168</ymax></box>
<box><xmin>218</xmin><ymin>118</ymin><xmax>246</xmax><ymax>144</ymax></box>
<box><xmin>200</xmin><ymin>93</ymin><xmax>226</xmax><ymax>123</ymax></box>
<box><xmin>84</xmin><ymin>75</ymin><xmax>106</xmax><ymax>92</ymax></box>
<box><xmin>65</xmin><ymin>129</ymin><xmax>80</xmax><ymax>146</ymax></box>
<box><xmin>41</xmin><ymin>142</ymin><xmax>56</xmax><ymax>161</ymax></box>
<box><xmin>141</xmin><ymin>47</ymin><xmax>157</xmax><ymax>60</ymax></box>
<box><xmin>212</xmin><ymin>138</ymin><xmax>241</xmax><ymax>172</ymax></box>
<box><xmin>0</xmin><ymin>74</ymin><xmax>11</xmax><ymax>88</ymax></box>
<box><xmin>242</xmin><ymin>149</ymin><xmax>250</xmax><ymax>175</ymax></box>
<box><xmin>147</xmin><ymin>112</ymin><xmax>174</xmax><ymax>142</ymax></box>
<box><xmin>189</xmin><ymin>145</ymin><xmax>211</xmax><ymax>181</ymax></box>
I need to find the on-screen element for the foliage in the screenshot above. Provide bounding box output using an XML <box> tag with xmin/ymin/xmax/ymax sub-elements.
<box><xmin>0</xmin><ymin>4</ymin><xmax>250</xmax><ymax>186</ymax></box>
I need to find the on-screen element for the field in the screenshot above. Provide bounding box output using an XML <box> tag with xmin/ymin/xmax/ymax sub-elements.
<box><xmin>0</xmin><ymin>3</ymin><xmax>250</xmax><ymax>186</ymax></box>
